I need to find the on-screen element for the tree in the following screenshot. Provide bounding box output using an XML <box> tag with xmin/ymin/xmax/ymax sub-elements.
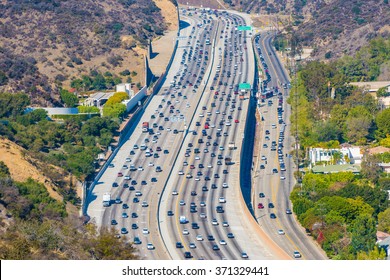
<box><xmin>0</xmin><ymin>92</ymin><xmax>30</xmax><ymax>118</ymax></box>
<box><xmin>60</xmin><ymin>89</ymin><xmax>78</xmax><ymax>108</ymax></box>
<box><xmin>376</xmin><ymin>108</ymin><xmax>390</xmax><ymax>138</ymax></box>
<box><xmin>103</xmin><ymin>103</ymin><xmax>127</xmax><ymax>119</ymax></box>
<box><xmin>376</xmin><ymin>86</ymin><xmax>390</xmax><ymax>97</ymax></box>
<box><xmin>350</xmin><ymin>214</ymin><xmax>376</xmax><ymax>255</ymax></box>
<box><xmin>105</xmin><ymin>92</ymin><xmax>129</xmax><ymax>106</ymax></box>
<box><xmin>361</xmin><ymin>154</ymin><xmax>382</xmax><ymax>184</ymax></box>
<box><xmin>0</xmin><ymin>161</ymin><xmax>10</xmax><ymax>178</ymax></box>
<box><xmin>378</xmin><ymin>208</ymin><xmax>390</xmax><ymax>233</ymax></box>
<box><xmin>356</xmin><ymin>246</ymin><xmax>387</xmax><ymax>260</ymax></box>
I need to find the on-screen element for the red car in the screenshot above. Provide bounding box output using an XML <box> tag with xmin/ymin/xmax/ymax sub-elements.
<box><xmin>190</xmin><ymin>165</ymin><xmax>195</xmax><ymax>169</ymax></box>
<box><xmin>258</xmin><ymin>203</ymin><xmax>264</xmax><ymax>209</ymax></box>
<box><xmin>117</xmin><ymin>172</ymin><xmax>123</xmax><ymax>177</ymax></box>
<box><xmin>235</xmin><ymin>119</ymin><xmax>239</xmax><ymax>123</ymax></box>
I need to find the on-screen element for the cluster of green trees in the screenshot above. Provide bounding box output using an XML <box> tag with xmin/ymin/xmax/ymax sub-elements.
<box><xmin>0</xmin><ymin>92</ymin><xmax>118</xmax><ymax>180</ymax></box>
<box><xmin>289</xmin><ymin>37</ymin><xmax>390</xmax><ymax>148</ymax></box>
<box><xmin>103</xmin><ymin>91</ymin><xmax>128</xmax><ymax>119</ymax></box>
<box><xmin>70</xmin><ymin>71</ymin><xmax>122</xmax><ymax>92</ymax></box>
<box><xmin>0</xmin><ymin>167</ymin><xmax>138</xmax><ymax>259</ymax></box>
<box><xmin>290</xmin><ymin>172</ymin><xmax>389</xmax><ymax>259</ymax></box>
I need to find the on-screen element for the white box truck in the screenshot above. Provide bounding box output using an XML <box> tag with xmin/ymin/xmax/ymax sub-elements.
<box><xmin>103</xmin><ymin>193</ymin><xmax>111</xmax><ymax>207</ymax></box>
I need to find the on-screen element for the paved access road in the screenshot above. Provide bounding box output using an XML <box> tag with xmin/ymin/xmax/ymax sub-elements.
<box><xmin>252</xmin><ymin>32</ymin><xmax>327</xmax><ymax>260</ymax></box>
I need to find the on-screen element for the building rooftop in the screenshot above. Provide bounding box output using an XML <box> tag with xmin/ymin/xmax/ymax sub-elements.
<box><xmin>350</xmin><ymin>81</ymin><xmax>390</xmax><ymax>91</ymax></box>
<box><xmin>312</xmin><ymin>164</ymin><xmax>361</xmax><ymax>174</ymax></box>
<box><xmin>368</xmin><ymin>146</ymin><xmax>390</xmax><ymax>155</ymax></box>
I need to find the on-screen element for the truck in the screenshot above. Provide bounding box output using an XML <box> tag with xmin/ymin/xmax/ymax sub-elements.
<box><xmin>103</xmin><ymin>193</ymin><xmax>111</xmax><ymax>207</ymax></box>
<box><xmin>228</xmin><ymin>142</ymin><xmax>235</xmax><ymax>150</ymax></box>
<box><xmin>225</xmin><ymin>156</ymin><xmax>232</xmax><ymax>165</ymax></box>
<box><xmin>142</xmin><ymin>122</ymin><xmax>149</xmax><ymax>133</ymax></box>
<box><xmin>179</xmin><ymin>216</ymin><xmax>188</xmax><ymax>224</ymax></box>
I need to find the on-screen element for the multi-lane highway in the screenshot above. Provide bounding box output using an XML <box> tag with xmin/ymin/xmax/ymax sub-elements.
<box><xmin>86</xmin><ymin>7</ymin><xmax>325</xmax><ymax>261</ymax></box>
<box><xmin>252</xmin><ymin>33</ymin><xmax>327</xmax><ymax>260</ymax></box>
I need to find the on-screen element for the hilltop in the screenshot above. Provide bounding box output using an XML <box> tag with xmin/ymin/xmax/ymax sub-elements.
<box><xmin>220</xmin><ymin>0</ymin><xmax>390</xmax><ymax>60</ymax></box>
<box><xmin>0</xmin><ymin>0</ymin><xmax>177</xmax><ymax>105</ymax></box>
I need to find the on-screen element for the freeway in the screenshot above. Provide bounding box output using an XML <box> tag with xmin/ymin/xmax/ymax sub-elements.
<box><xmin>252</xmin><ymin>32</ymin><xmax>327</xmax><ymax>260</ymax></box>
<box><xmin>159</xmin><ymin>9</ymin><xmax>289</xmax><ymax>260</ymax></box>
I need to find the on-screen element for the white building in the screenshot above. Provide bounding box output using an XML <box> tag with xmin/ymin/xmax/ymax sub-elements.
<box><xmin>309</xmin><ymin>147</ymin><xmax>362</xmax><ymax>165</ymax></box>
<box><xmin>116</xmin><ymin>83</ymin><xmax>133</xmax><ymax>97</ymax></box>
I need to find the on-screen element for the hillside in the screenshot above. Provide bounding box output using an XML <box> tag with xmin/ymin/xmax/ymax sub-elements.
<box><xmin>0</xmin><ymin>0</ymin><xmax>172</xmax><ymax>105</ymax></box>
<box><xmin>221</xmin><ymin>0</ymin><xmax>389</xmax><ymax>60</ymax></box>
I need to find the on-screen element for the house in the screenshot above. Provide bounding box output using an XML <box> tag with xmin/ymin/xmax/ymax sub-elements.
<box><xmin>309</xmin><ymin>147</ymin><xmax>362</xmax><ymax>165</ymax></box>
<box><xmin>116</xmin><ymin>83</ymin><xmax>134</xmax><ymax>96</ymax></box>
<box><xmin>350</xmin><ymin>81</ymin><xmax>390</xmax><ymax>109</ymax></box>
<box><xmin>377</xmin><ymin>236</ymin><xmax>390</xmax><ymax>260</ymax></box>
<box><xmin>84</xmin><ymin>92</ymin><xmax>115</xmax><ymax>107</ymax></box>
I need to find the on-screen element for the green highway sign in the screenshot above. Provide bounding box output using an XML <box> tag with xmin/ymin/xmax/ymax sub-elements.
<box><xmin>238</xmin><ymin>26</ymin><xmax>252</xmax><ymax>31</ymax></box>
<box><xmin>239</xmin><ymin>83</ymin><xmax>251</xmax><ymax>90</ymax></box>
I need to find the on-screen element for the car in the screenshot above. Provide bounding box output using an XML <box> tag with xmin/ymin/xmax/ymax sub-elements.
<box><xmin>286</xmin><ymin>209</ymin><xmax>292</xmax><ymax>214</ymax></box>
<box><xmin>227</xmin><ymin>233</ymin><xmax>234</xmax><ymax>238</ymax></box>
<box><xmin>258</xmin><ymin>203</ymin><xmax>264</xmax><ymax>209</ymax></box>
<box><xmin>131</xmin><ymin>212</ymin><xmax>138</xmax><ymax>218</ymax></box>
<box><xmin>270</xmin><ymin>213</ymin><xmax>277</xmax><ymax>219</ymax></box>
<box><xmin>278</xmin><ymin>229</ymin><xmax>285</xmax><ymax>235</ymax></box>
<box><xmin>172</xmin><ymin>190</ymin><xmax>179</xmax><ymax>195</ymax></box>
<box><xmin>122</xmin><ymin>203</ymin><xmax>129</xmax><ymax>209</ymax></box>
<box><xmin>115</xmin><ymin>197</ymin><xmax>122</xmax><ymax>204</ymax></box>
<box><xmin>222</xmin><ymin>221</ymin><xmax>229</xmax><ymax>227</ymax></box>
<box><xmin>235</xmin><ymin>119</ymin><xmax>239</xmax><ymax>123</ymax></box>
<box><xmin>293</xmin><ymin>251</ymin><xmax>301</xmax><ymax>258</ymax></box>
<box><xmin>212</xmin><ymin>244</ymin><xmax>220</xmax><ymax>251</ymax></box>
<box><xmin>167</xmin><ymin>210</ymin><xmax>174</xmax><ymax>216</ymax></box>
<box><xmin>142</xmin><ymin>228</ymin><xmax>149</xmax><ymax>234</ymax></box>
<box><xmin>111</xmin><ymin>219</ymin><xmax>117</xmax><ymax>225</ymax></box>
<box><xmin>263</xmin><ymin>144</ymin><xmax>268</xmax><ymax>148</ymax></box>
<box><xmin>121</xmin><ymin>228</ymin><xmax>128</xmax><ymax>234</ymax></box>
<box><xmin>141</xmin><ymin>201</ymin><xmax>148</xmax><ymax>207</ymax></box>
<box><xmin>147</xmin><ymin>243</ymin><xmax>155</xmax><ymax>250</ymax></box>
<box><xmin>151</xmin><ymin>177</ymin><xmax>157</xmax><ymax>182</ymax></box>
<box><xmin>117</xmin><ymin>172</ymin><xmax>123</xmax><ymax>177</ymax></box>
<box><xmin>183</xmin><ymin>229</ymin><xmax>189</xmax><ymax>235</ymax></box>
<box><xmin>191</xmin><ymin>191</ymin><xmax>197</xmax><ymax>196</ymax></box>
<box><xmin>222</xmin><ymin>182</ymin><xmax>228</xmax><ymax>188</ymax></box>
<box><xmin>261</xmin><ymin>156</ymin><xmax>267</xmax><ymax>160</ymax></box>
<box><xmin>280</xmin><ymin>176</ymin><xmax>286</xmax><ymax>180</ymax></box>
<box><xmin>196</xmin><ymin>235</ymin><xmax>204</xmax><ymax>241</ymax></box>
<box><xmin>202</xmin><ymin>186</ymin><xmax>208</xmax><ymax>192</ymax></box>
<box><xmin>259</xmin><ymin>192</ymin><xmax>265</xmax><ymax>198</ymax></box>
<box><xmin>131</xmin><ymin>223</ymin><xmax>138</xmax><ymax>229</ymax></box>
<box><xmin>189</xmin><ymin>242</ymin><xmax>196</xmax><ymax>249</ymax></box>
<box><xmin>179</xmin><ymin>200</ymin><xmax>185</xmax><ymax>206</ymax></box>
<box><xmin>184</xmin><ymin>251</ymin><xmax>192</xmax><ymax>258</ymax></box>
<box><xmin>219</xmin><ymin>197</ymin><xmax>226</xmax><ymax>203</ymax></box>
<box><xmin>135</xmin><ymin>191</ymin><xmax>142</xmax><ymax>196</ymax></box>
<box><xmin>260</xmin><ymin>164</ymin><xmax>265</xmax><ymax>169</ymax></box>
<box><xmin>109</xmin><ymin>163</ymin><xmax>114</xmax><ymax>168</ymax></box>
<box><xmin>212</xmin><ymin>218</ymin><xmax>218</xmax><ymax>225</ymax></box>
<box><xmin>121</xmin><ymin>213</ymin><xmax>128</xmax><ymax>218</ymax></box>
<box><xmin>207</xmin><ymin>235</ymin><xmax>215</xmax><ymax>241</ymax></box>
<box><xmin>200</xmin><ymin>201</ymin><xmax>206</xmax><ymax>207</ymax></box>
<box><xmin>176</xmin><ymin>242</ymin><xmax>183</xmax><ymax>248</ymax></box>
<box><xmin>268</xmin><ymin>202</ymin><xmax>274</xmax><ymax>208</ymax></box>
<box><xmin>138</xmin><ymin>166</ymin><xmax>144</xmax><ymax>171</ymax></box>
<box><xmin>241</xmin><ymin>252</ymin><xmax>249</xmax><ymax>259</ymax></box>
<box><xmin>272</xmin><ymin>168</ymin><xmax>278</xmax><ymax>173</ymax></box>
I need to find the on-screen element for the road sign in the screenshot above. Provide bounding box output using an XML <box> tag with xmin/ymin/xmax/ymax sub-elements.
<box><xmin>239</xmin><ymin>83</ymin><xmax>251</xmax><ymax>90</ymax></box>
<box><xmin>238</xmin><ymin>26</ymin><xmax>252</xmax><ymax>31</ymax></box>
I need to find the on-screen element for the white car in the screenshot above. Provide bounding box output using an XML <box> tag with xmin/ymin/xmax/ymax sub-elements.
<box><xmin>261</xmin><ymin>156</ymin><xmax>267</xmax><ymax>160</ymax></box>
<box><xmin>126</xmin><ymin>158</ymin><xmax>131</xmax><ymax>162</ymax></box>
<box><xmin>222</xmin><ymin>183</ymin><xmax>228</xmax><ymax>188</ymax></box>
<box><xmin>278</xmin><ymin>229</ymin><xmax>285</xmax><ymax>235</ymax></box>
<box><xmin>189</xmin><ymin>243</ymin><xmax>196</xmax><ymax>249</ymax></box>
<box><xmin>208</xmin><ymin>163</ymin><xmax>213</xmax><ymax>168</ymax></box>
<box><xmin>141</xmin><ymin>201</ymin><xmax>148</xmax><ymax>207</ymax></box>
<box><xmin>195</xmin><ymin>156</ymin><xmax>200</xmax><ymax>160</ymax></box>
<box><xmin>147</xmin><ymin>243</ymin><xmax>154</xmax><ymax>250</ymax></box>
<box><xmin>200</xmin><ymin>213</ymin><xmax>207</xmax><ymax>219</ymax></box>
<box><xmin>219</xmin><ymin>146</ymin><xmax>224</xmax><ymax>151</ymax></box>
<box><xmin>272</xmin><ymin>124</ymin><xmax>276</xmax><ymax>129</ymax></box>
<box><xmin>124</xmin><ymin>175</ymin><xmax>130</xmax><ymax>180</ymax></box>
<box><xmin>148</xmin><ymin>162</ymin><xmax>154</xmax><ymax>167</ymax></box>
<box><xmin>200</xmin><ymin>201</ymin><xmax>206</xmax><ymax>207</ymax></box>
<box><xmin>183</xmin><ymin>229</ymin><xmax>189</xmax><ymax>235</ymax></box>
<box><xmin>142</xmin><ymin>228</ymin><xmax>149</xmax><ymax>234</ymax></box>
<box><xmin>138</xmin><ymin>166</ymin><xmax>144</xmax><ymax>171</ymax></box>
<box><xmin>179</xmin><ymin>200</ymin><xmax>185</xmax><ymax>206</ymax></box>
<box><xmin>280</xmin><ymin>176</ymin><xmax>286</xmax><ymax>180</ymax></box>
<box><xmin>178</xmin><ymin>170</ymin><xmax>184</xmax><ymax>175</ymax></box>
<box><xmin>196</xmin><ymin>235</ymin><xmax>203</xmax><ymax>241</ymax></box>
<box><xmin>167</xmin><ymin>128</ymin><xmax>171</xmax><ymax>131</ymax></box>
<box><xmin>219</xmin><ymin>197</ymin><xmax>226</xmax><ymax>203</ymax></box>
<box><xmin>219</xmin><ymin>240</ymin><xmax>227</xmax><ymax>245</ymax></box>
<box><xmin>172</xmin><ymin>190</ymin><xmax>179</xmax><ymax>195</ymax></box>
<box><xmin>293</xmin><ymin>251</ymin><xmax>301</xmax><ymax>258</ymax></box>
<box><xmin>222</xmin><ymin>221</ymin><xmax>229</xmax><ymax>227</ymax></box>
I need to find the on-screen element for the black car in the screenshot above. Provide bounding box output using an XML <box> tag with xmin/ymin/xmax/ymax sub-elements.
<box><xmin>259</xmin><ymin>192</ymin><xmax>265</xmax><ymax>198</ymax></box>
<box><xmin>111</xmin><ymin>219</ymin><xmax>117</xmax><ymax>225</ymax></box>
<box><xmin>192</xmin><ymin>222</ymin><xmax>199</xmax><ymax>229</ymax></box>
<box><xmin>202</xmin><ymin>186</ymin><xmax>208</xmax><ymax>192</ymax></box>
<box><xmin>207</xmin><ymin>235</ymin><xmax>215</xmax><ymax>241</ymax></box>
<box><xmin>184</xmin><ymin>251</ymin><xmax>192</xmax><ymax>258</ymax></box>
<box><xmin>131</xmin><ymin>212</ymin><xmax>138</xmax><ymax>218</ymax></box>
<box><xmin>167</xmin><ymin>210</ymin><xmax>174</xmax><ymax>216</ymax></box>
<box><xmin>212</xmin><ymin>244</ymin><xmax>220</xmax><ymax>251</ymax></box>
<box><xmin>131</xmin><ymin>223</ymin><xmax>138</xmax><ymax>229</ymax></box>
<box><xmin>176</xmin><ymin>242</ymin><xmax>183</xmax><ymax>248</ymax></box>
<box><xmin>270</xmin><ymin>213</ymin><xmax>276</xmax><ymax>219</ymax></box>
